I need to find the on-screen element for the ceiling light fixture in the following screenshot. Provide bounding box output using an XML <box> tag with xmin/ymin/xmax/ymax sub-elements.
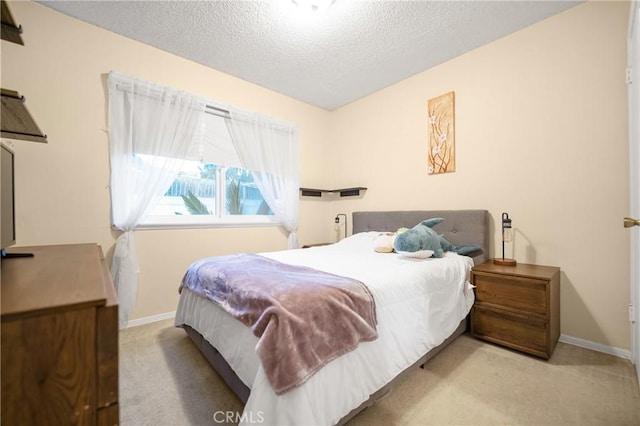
<box><xmin>292</xmin><ymin>0</ymin><xmax>335</xmax><ymax>14</ymax></box>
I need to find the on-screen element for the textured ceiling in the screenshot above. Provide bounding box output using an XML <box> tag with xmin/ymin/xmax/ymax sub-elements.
<box><xmin>37</xmin><ymin>0</ymin><xmax>582</xmax><ymax>110</ymax></box>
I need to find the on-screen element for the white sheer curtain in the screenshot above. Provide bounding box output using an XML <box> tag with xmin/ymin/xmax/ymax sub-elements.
<box><xmin>225</xmin><ymin>110</ymin><xmax>300</xmax><ymax>248</ymax></box>
<box><xmin>108</xmin><ymin>71</ymin><xmax>206</xmax><ymax>328</ymax></box>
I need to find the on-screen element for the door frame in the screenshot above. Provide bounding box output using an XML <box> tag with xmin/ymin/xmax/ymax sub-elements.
<box><xmin>628</xmin><ymin>0</ymin><xmax>639</xmax><ymax>383</ymax></box>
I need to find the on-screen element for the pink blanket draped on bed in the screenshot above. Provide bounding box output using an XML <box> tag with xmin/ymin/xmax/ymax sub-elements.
<box><xmin>179</xmin><ymin>253</ymin><xmax>378</xmax><ymax>395</ymax></box>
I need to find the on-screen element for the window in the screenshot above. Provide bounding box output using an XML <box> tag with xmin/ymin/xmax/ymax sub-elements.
<box><xmin>139</xmin><ymin>113</ymin><xmax>277</xmax><ymax>228</ymax></box>
<box><xmin>109</xmin><ymin>70</ymin><xmax>300</xmax><ymax>326</ymax></box>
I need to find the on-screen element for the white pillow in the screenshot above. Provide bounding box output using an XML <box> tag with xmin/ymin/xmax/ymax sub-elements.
<box><xmin>396</xmin><ymin>250</ymin><xmax>434</xmax><ymax>259</ymax></box>
<box><xmin>334</xmin><ymin>232</ymin><xmax>381</xmax><ymax>251</ymax></box>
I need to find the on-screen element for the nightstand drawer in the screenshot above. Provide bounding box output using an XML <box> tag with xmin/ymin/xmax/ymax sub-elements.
<box><xmin>471</xmin><ymin>306</ymin><xmax>549</xmax><ymax>358</ymax></box>
<box><xmin>474</xmin><ymin>273</ymin><xmax>547</xmax><ymax>315</ymax></box>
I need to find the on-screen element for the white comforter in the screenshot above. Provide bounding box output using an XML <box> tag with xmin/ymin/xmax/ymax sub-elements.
<box><xmin>174</xmin><ymin>232</ymin><xmax>475</xmax><ymax>425</ymax></box>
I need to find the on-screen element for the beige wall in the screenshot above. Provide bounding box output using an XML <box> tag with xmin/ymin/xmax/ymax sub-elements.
<box><xmin>1</xmin><ymin>1</ymin><xmax>632</xmax><ymax>350</ymax></box>
<box><xmin>329</xmin><ymin>1</ymin><xmax>631</xmax><ymax>350</ymax></box>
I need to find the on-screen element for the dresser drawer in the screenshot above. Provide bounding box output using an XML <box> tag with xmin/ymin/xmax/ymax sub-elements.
<box><xmin>1</xmin><ymin>244</ymin><xmax>120</xmax><ymax>425</ymax></box>
<box><xmin>473</xmin><ymin>272</ymin><xmax>547</xmax><ymax>315</ymax></box>
<box><xmin>471</xmin><ymin>305</ymin><xmax>550</xmax><ymax>358</ymax></box>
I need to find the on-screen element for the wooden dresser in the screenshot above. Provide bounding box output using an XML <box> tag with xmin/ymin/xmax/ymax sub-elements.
<box><xmin>470</xmin><ymin>261</ymin><xmax>560</xmax><ymax>359</ymax></box>
<box><xmin>1</xmin><ymin>244</ymin><xmax>119</xmax><ymax>425</ymax></box>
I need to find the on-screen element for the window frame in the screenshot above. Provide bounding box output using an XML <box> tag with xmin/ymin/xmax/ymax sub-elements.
<box><xmin>136</xmin><ymin>214</ymin><xmax>280</xmax><ymax>230</ymax></box>
<box><xmin>137</xmin><ymin>162</ymin><xmax>281</xmax><ymax>230</ymax></box>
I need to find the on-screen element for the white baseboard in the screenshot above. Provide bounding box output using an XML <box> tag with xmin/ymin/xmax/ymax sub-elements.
<box><xmin>560</xmin><ymin>334</ymin><xmax>631</xmax><ymax>360</ymax></box>
<box><xmin>125</xmin><ymin>311</ymin><xmax>176</xmax><ymax>329</ymax></box>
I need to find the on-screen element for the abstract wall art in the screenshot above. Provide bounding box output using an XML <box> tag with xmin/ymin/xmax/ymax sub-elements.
<box><xmin>427</xmin><ymin>91</ymin><xmax>455</xmax><ymax>174</ymax></box>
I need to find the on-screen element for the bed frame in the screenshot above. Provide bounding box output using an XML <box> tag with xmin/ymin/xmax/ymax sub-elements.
<box><xmin>182</xmin><ymin>209</ymin><xmax>489</xmax><ymax>425</ymax></box>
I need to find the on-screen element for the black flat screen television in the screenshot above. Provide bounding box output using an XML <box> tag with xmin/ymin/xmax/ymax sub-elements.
<box><xmin>1</xmin><ymin>143</ymin><xmax>32</xmax><ymax>258</ymax></box>
<box><xmin>1</xmin><ymin>143</ymin><xmax>16</xmax><ymax>252</ymax></box>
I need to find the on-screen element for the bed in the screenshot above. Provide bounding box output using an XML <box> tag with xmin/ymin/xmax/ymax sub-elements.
<box><xmin>175</xmin><ymin>209</ymin><xmax>489</xmax><ymax>425</ymax></box>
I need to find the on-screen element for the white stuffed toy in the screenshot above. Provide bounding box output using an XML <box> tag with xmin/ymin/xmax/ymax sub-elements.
<box><xmin>373</xmin><ymin>227</ymin><xmax>410</xmax><ymax>253</ymax></box>
<box><xmin>373</xmin><ymin>233</ymin><xmax>396</xmax><ymax>253</ymax></box>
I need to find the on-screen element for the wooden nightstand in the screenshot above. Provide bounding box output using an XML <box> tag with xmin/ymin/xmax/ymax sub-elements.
<box><xmin>470</xmin><ymin>261</ymin><xmax>560</xmax><ymax>359</ymax></box>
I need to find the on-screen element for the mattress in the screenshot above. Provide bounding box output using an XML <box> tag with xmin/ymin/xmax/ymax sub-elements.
<box><xmin>175</xmin><ymin>231</ymin><xmax>475</xmax><ymax>425</ymax></box>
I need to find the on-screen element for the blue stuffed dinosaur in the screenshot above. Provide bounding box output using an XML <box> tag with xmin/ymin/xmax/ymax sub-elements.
<box><xmin>393</xmin><ymin>217</ymin><xmax>481</xmax><ymax>258</ymax></box>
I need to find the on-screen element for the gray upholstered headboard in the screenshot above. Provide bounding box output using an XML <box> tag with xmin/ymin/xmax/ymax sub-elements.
<box><xmin>352</xmin><ymin>210</ymin><xmax>490</xmax><ymax>265</ymax></box>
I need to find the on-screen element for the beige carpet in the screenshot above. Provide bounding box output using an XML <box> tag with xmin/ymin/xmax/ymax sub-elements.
<box><xmin>120</xmin><ymin>319</ymin><xmax>640</xmax><ymax>426</ymax></box>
